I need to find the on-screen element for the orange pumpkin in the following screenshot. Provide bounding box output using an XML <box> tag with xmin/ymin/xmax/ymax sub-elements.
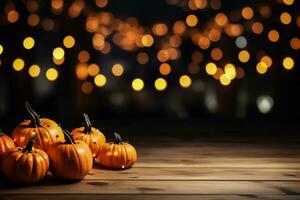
<box><xmin>0</xmin><ymin>129</ymin><xmax>15</xmax><ymax>168</ymax></box>
<box><xmin>98</xmin><ymin>133</ymin><xmax>137</xmax><ymax>169</ymax></box>
<box><xmin>47</xmin><ymin>130</ymin><xmax>93</xmax><ymax>180</ymax></box>
<box><xmin>12</xmin><ymin>102</ymin><xmax>64</xmax><ymax>151</ymax></box>
<box><xmin>71</xmin><ymin>113</ymin><xmax>106</xmax><ymax>158</ymax></box>
<box><xmin>2</xmin><ymin>136</ymin><xmax>49</xmax><ymax>183</ymax></box>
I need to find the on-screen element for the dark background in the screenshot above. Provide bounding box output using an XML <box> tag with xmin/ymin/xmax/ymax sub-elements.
<box><xmin>0</xmin><ymin>0</ymin><xmax>299</xmax><ymax>135</ymax></box>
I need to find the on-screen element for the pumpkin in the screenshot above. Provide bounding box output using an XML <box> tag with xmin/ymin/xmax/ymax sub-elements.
<box><xmin>0</xmin><ymin>129</ymin><xmax>15</xmax><ymax>168</ymax></box>
<box><xmin>47</xmin><ymin>130</ymin><xmax>93</xmax><ymax>180</ymax></box>
<box><xmin>2</xmin><ymin>136</ymin><xmax>49</xmax><ymax>183</ymax></box>
<box><xmin>71</xmin><ymin>113</ymin><xmax>106</xmax><ymax>158</ymax></box>
<box><xmin>98</xmin><ymin>133</ymin><xmax>137</xmax><ymax>169</ymax></box>
<box><xmin>12</xmin><ymin>102</ymin><xmax>64</xmax><ymax>151</ymax></box>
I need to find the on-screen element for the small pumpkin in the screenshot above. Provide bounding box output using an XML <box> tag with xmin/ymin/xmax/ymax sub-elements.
<box><xmin>12</xmin><ymin>102</ymin><xmax>64</xmax><ymax>151</ymax></box>
<box><xmin>2</xmin><ymin>136</ymin><xmax>49</xmax><ymax>183</ymax></box>
<box><xmin>98</xmin><ymin>133</ymin><xmax>137</xmax><ymax>169</ymax></box>
<box><xmin>0</xmin><ymin>129</ymin><xmax>15</xmax><ymax>168</ymax></box>
<box><xmin>71</xmin><ymin>113</ymin><xmax>106</xmax><ymax>158</ymax></box>
<box><xmin>47</xmin><ymin>130</ymin><xmax>93</xmax><ymax>180</ymax></box>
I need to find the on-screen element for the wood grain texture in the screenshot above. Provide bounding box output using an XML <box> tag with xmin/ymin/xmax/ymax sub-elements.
<box><xmin>0</xmin><ymin>138</ymin><xmax>300</xmax><ymax>199</ymax></box>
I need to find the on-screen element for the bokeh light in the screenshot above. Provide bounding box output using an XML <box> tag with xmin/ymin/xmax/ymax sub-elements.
<box><xmin>94</xmin><ymin>74</ymin><xmax>107</xmax><ymax>87</ymax></box>
<box><xmin>23</xmin><ymin>37</ymin><xmax>35</xmax><ymax>50</ymax></box>
<box><xmin>28</xmin><ymin>64</ymin><xmax>41</xmax><ymax>78</ymax></box>
<box><xmin>12</xmin><ymin>58</ymin><xmax>25</xmax><ymax>71</ymax></box>
<box><xmin>179</xmin><ymin>75</ymin><xmax>192</xmax><ymax>88</ymax></box>
<box><xmin>63</xmin><ymin>35</ymin><xmax>75</xmax><ymax>48</ymax></box>
<box><xmin>53</xmin><ymin>47</ymin><xmax>65</xmax><ymax>60</ymax></box>
<box><xmin>112</xmin><ymin>64</ymin><xmax>124</xmax><ymax>77</ymax></box>
<box><xmin>154</xmin><ymin>78</ymin><xmax>167</xmax><ymax>91</ymax></box>
<box><xmin>132</xmin><ymin>78</ymin><xmax>144</xmax><ymax>91</ymax></box>
<box><xmin>46</xmin><ymin>68</ymin><xmax>59</xmax><ymax>81</ymax></box>
<box><xmin>282</xmin><ymin>57</ymin><xmax>294</xmax><ymax>70</ymax></box>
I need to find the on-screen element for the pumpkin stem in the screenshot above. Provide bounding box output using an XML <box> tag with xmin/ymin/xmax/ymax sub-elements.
<box><xmin>83</xmin><ymin>113</ymin><xmax>92</xmax><ymax>134</ymax></box>
<box><xmin>63</xmin><ymin>130</ymin><xmax>75</xmax><ymax>144</ymax></box>
<box><xmin>23</xmin><ymin>135</ymin><xmax>38</xmax><ymax>153</ymax></box>
<box><xmin>25</xmin><ymin>101</ymin><xmax>41</xmax><ymax>128</ymax></box>
<box><xmin>114</xmin><ymin>132</ymin><xmax>123</xmax><ymax>144</ymax></box>
<box><xmin>0</xmin><ymin>129</ymin><xmax>3</xmax><ymax>136</ymax></box>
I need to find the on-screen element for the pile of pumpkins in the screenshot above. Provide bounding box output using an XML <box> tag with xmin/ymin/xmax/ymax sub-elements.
<box><xmin>0</xmin><ymin>102</ymin><xmax>137</xmax><ymax>183</ymax></box>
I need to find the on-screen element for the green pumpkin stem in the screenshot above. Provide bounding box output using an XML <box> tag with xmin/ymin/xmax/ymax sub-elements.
<box><xmin>25</xmin><ymin>101</ymin><xmax>41</xmax><ymax>128</ymax></box>
<box><xmin>23</xmin><ymin>135</ymin><xmax>38</xmax><ymax>153</ymax></box>
<box><xmin>63</xmin><ymin>130</ymin><xmax>75</xmax><ymax>144</ymax></box>
<box><xmin>83</xmin><ymin>113</ymin><xmax>92</xmax><ymax>134</ymax></box>
<box><xmin>114</xmin><ymin>132</ymin><xmax>123</xmax><ymax>144</ymax></box>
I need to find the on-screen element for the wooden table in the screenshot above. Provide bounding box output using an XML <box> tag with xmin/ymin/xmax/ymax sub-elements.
<box><xmin>1</xmin><ymin>124</ymin><xmax>300</xmax><ymax>200</ymax></box>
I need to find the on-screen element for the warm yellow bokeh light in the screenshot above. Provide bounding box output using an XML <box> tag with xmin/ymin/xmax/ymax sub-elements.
<box><xmin>220</xmin><ymin>74</ymin><xmax>231</xmax><ymax>86</ymax></box>
<box><xmin>13</xmin><ymin>58</ymin><xmax>25</xmax><ymax>71</ymax></box>
<box><xmin>141</xmin><ymin>34</ymin><xmax>154</xmax><ymax>47</ymax></box>
<box><xmin>154</xmin><ymin>78</ymin><xmax>167</xmax><ymax>91</ymax></box>
<box><xmin>205</xmin><ymin>62</ymin><xmax>217</xmax><ymax>75</ymax></box>
<box><xmin>268</xmin><ymin>30</ymin><xmax>280</xmax><ymax>42</ymax></box>
<box><xmin>224</xmin><ymin>64</ymin><xmax>236</xmax><ymax>80</ymax></box>
<box><xmin>159</xmin><ymin>63</ymin><xmax>172</xmax><ymax>76</ymax></box>
<box><xmin>241</xmin><ymin>7</ymin><xmax>254</xmax><ymax>20</ymax></box>
<box><xmin>238</xmin><ymin>50</ymin><xmax>250</xmax><ymax>63</ymax></box>
<box><xmin>186</xmin><ymin>14</ymin><xmax>198</xmax><ymax>27</ymax></box>
<box><xmin>280</xmin><ymin>12</ymin><xmax>292</xmax><ymax>25</ymax></box>
<box><xmin>94</xmin><ymin>74</ymin><xmax>107</xmax><ymax>87</ymax></box>
<box><xmin>0</xmin><ymin>44</ymin><xmax>3</xmax><ymax>55</ymax></box>
<box><xmin>46</xmin><ymin>68</ymin><xmax>58</xmax><ymax>81</ymax></box>
<box><xmin>283</xmin><ymin>0</ymin><xmax>294</xmax><ymax>5</ymax></box>
<box><xmin>261</xmin><ymin>56</ymin><xmax>272</xmax><ymax>68</ymax></box>
<box><xmin>112</xmin><ymin>64</ymin><xmax>124</xmax><ymax>77</ymax></box>
<box><xmin>132</xmin><ymin>78</ymin><xmax>144</xmax><ymax>91</ymax></box>
<box><xmin>63</xmin><ymin>35</ymin><xmax>75</xmax><ymax>48</ymax></box>
<box><xmin>52</xmin><ymin>47</ymin><xmax>65</xmax><ymax>60</ymax></box>
<box><xmin>28</xmin><ymin>64</ymin><xmax>41</xmax><ymax>78</ymax></box>
<box><xmin>256</xmin><ymin>62</ymin><xmax>268</xmax><ymax>74</ymax></box>
<box><xmin>179</xmin><ymin>75</ymin><xmax>192</xmax><ymax>88</ymax></box>
<box><xmin>283</xmin><ymin>57</ymin><xmax>294</xmax><ymax>70</ymax></box>
<box><xmin>23</xmin><ymin>37</ymin><xmax>35</xmax><ymax>50</ymax></box>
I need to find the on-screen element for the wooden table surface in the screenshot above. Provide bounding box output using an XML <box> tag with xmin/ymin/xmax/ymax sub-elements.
<box><xmin>1</xmin><ymin>124</ymin><xmax>300</xmax><ymax>200</ymax></box>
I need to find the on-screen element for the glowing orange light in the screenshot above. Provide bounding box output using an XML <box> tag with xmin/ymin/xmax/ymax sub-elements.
<box><xmin>112</xmin><ymin>64</ymin><xmax>124</xmax><ymax>77</ymax></box>
<box><xmin>241</xmin><ymin>7</ymin><xmax>254</xmax><ymax>20</ymax></box>
<box><xmin>159</xmin><ymin>63</ymin><xmax>172</xmax><ymax>76</ymax></box>
<box><xmin>28</xmin><ymin>65</ymin><xmax>41</xmax><ymax>78</ymax></box>
<box><xmin>280</xmin><ymin>12</ymin><xmax>292</xmax><ymax>25</ymax></box>
<box><xmin>141</xmin><ymin>34</ymin><xmax>154</xmax><ymax>47</ymax></box>
<box><xmin>186</xmin><ymin>14</ymin><xmax>198</xmax><ymax>27</ymax></box>
<box><xmin>7</xmin><ymin>10</ymin><xmax>19</xmax><ymax>23</ymax></box>
<box><xmin>238</xmin><ymin>50</ymin><xmax>250</xmax><ymax>63</ymax></box>
<box><xmin>78</xmin><ymin>50</ymin><xmax>90</xmax><ymax>63</ymax></box>
<box><xmin>268</xmin><ymin>30</ymin><xmax>280</xmax><ymax>42</ymax></box>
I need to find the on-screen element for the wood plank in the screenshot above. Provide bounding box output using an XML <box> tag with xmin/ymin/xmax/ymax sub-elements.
<box><xmin>133</xmin><ymin>157</ymin><xmax>300</xmax><ymax>168</ymax></box>
<box><xmin>86</xmin><ymin>166</ymin><xmax>300</xmax><ymax>181</ymax></box>
<box><xmin>2</xmin><ymin>194</ymin><xmax>300</xmax><ymax>200</ymax></box>
<box><xmin>1</xmin><ymin>180</ymin><xmax>300</xmax><ymax>195</ymax></box>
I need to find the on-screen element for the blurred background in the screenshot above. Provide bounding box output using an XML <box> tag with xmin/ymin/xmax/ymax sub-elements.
<box><xmin>0</xmin><ymin>0</ymin><xmax>299</xmax><ymax>133</ymax></box>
